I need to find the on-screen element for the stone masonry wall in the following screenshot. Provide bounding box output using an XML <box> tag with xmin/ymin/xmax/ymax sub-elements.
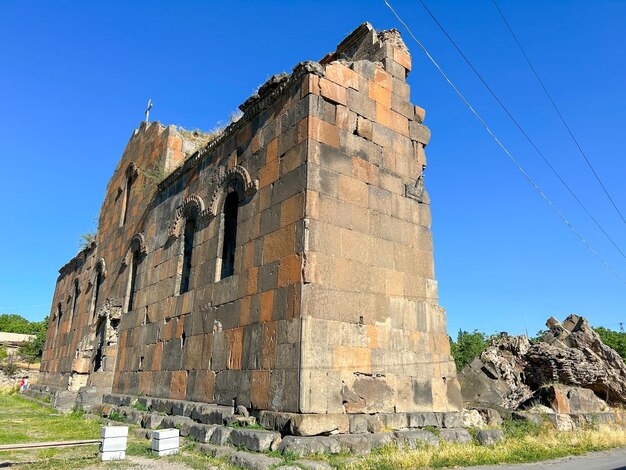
<box><xmin>299</xmin><ymin>25</ymin><xmax>460</xmax><ymax>413</ymax></box>
<box><xmin>39</xmin><ymin>22</ymin><xmax>460</xmax><ymax>415</ymax></box>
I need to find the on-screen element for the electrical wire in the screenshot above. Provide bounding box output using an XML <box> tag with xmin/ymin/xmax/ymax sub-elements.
<box><xmin>416</xmin><ymin>0</ymin><xmax>626</xmax><ymax>259</ymax></box>
<box><xmin>382</xmin><ymin>0</ymin><xmax>626</xmax><ymax>284</ymax></box>
<box><xmin>492</xmin><ymin>0</ymin><xmax>626</xmax><ymax>228</ymax></box>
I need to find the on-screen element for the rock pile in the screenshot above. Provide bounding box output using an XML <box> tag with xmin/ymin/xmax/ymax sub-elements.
<box><xmin>459</xmin><ymin>314</ymin><xmax>626</xmax><ymax>412</ymax></box>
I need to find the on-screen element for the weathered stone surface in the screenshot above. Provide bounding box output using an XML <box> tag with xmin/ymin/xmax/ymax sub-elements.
<box><xmin>475</xmin><ymin>429</ymin><xmax>504</xmax><ymax>446</ymax></box>
<box><xmin>196</xmin><ymin>443</ymin><xmax>235</xmax><ymax>458</ymax></box>
<box><xmin>294</xmin><ymin>460</ymin><xmax>333</xmax><ymax>470</ymax></box>
<box><xmin>511</xmin><ymin>411</ymin><xmax>544</xmax><ymax>427</ymax></box>
<box><xmin>439</xmin><ymin>428</ymin><xmax>472</xmax><ymax>444</ymax></box>
<box><xmin>546</xmin><ymin>413</ymin><xmax>576</xmax><ymax>432</ymax></box>
<box><xmin>459</xmin><ymin>315</ymin><xmax>626</xmax><ymax>411</ymax></box>
<box><xmin>230</xmin><ymin>451</ymin><xmax>282</xmax><ymax>470</ymax></box>
<box><xmin>278</xmin><ymin>436</ymin><xmax>341</xmax><ymax>456</ymax></box>
<box><xmin>538</xmin><ymin>385</ymin><xmax>609</xmax><ymax>413</ymax></box>
<box><xmin>462</xmin><ymin>409</ymin><xmax>486</xmax><ymax>428</ymax></box>
<box><xmin>228</xmin><ymin>428</ymin><xmax>281</xmax><ymax>452</ymax></box>
<box><xmin>470</xmin><ymin>407</ymin><xmax>503</xmax><ymax>427</ymax></box>
<box><xmin>209</xmin><ymin>426</ymin><xmax>233</xmax><ymax>446</ymax></box>
<box><xmin>332</xmin><ymin>433</ymin><xmax>394</xmax><ymax>454</ymax></box>
<box><xmin>394</xmin><ymin>430</ymin><xmax>439</xmax><ymax>448</ymax></box>
<box><xmin>289</xmin><ymin>414</ymin><xmax>349</xmax><ymax>436</ymax></box>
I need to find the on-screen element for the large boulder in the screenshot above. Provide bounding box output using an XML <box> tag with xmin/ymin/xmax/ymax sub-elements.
<box><xmin>524</xmin><ymin>315</ymin><xmax>626</xmax><ymax>404</ymax></box>
<box><xmin>458</xmin><ymin>334</ymin><xmax>533</xmax><ymax>410</ymax></box>
<box><xmin>458</xmin><ymin>314</ymin><xmax>626</xmax><ymax>411</ymax></box>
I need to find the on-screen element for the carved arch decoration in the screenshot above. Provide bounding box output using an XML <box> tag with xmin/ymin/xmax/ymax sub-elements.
<box><xmin>205</xmin><ymin>165</ymin><xmax>258</xmax><ymax>222</ymax></box>
<box><xmin>121</xmin><ymin>233</ymin><xmax>147</xmax><ymax>268</ymax></box>
<box><xmin>167</xmin><ymin>195</ymin><xmax>206</xmax><ymax>239</ymax></box>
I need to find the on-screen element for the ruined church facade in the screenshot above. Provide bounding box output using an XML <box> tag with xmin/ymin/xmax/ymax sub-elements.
<box><xmin>38</xmin><ymin>24</ymin><xmax>461</xmax><ymax>416</ymax></box>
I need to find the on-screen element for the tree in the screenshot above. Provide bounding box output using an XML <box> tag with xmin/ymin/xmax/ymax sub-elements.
<box><xmin>0</xmin><ymin>313</ymin><xmax>48</xmax><ymax>359</ymax></box>
<box><xmin>449</xmin><ymin>329</ymin><xmax>489</xmax><ymax>371</ymax></box>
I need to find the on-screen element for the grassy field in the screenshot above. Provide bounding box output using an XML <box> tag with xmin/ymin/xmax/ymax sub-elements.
<box><xmin>1</xmin><ymin>391</ymin><xmax>626</xmax><ymax>469</ymax></box>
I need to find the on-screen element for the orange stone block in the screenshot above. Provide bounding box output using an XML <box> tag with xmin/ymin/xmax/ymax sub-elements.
<box><xmin>369</xmin><ymin>81</ymin><xmax>392</xmax><ymax>108</ymax></box>
<box><xmin>266</xmin><ymin>138</ymin><xmax>278</xmax><ymax>163</ymax></box>
<box><xmin>170</xmin><ymin>370</ymin><xmax>187</xmax><ymax>400</ymax></box>
<box><xmin>301</xmin><ymin>73</ymin><xmax>320</xmax><ymax>98</ymax></box>
<box><xmin>259</xmin><ymin>157</ymin><xmax>279</xmax><ymax>189</ymax></box>
<box><xmin>326</xmin><ymin>62</ymin><xmax>359</xmax><ymax>89</ymax></box>
<box><xmin>240</xmin><ymin>296</ymin><xmax>251</xmax><ymax>327</ymax></box>
<box><xmin>332</xmin><ymin>346</ymin><xmax>371</xmax><ymax>372</ymax></box>
<box><xmin>226</xmin><ymin>327</ymin><xmax>243</xmax><ymax>370</ymax></box>
<box><xmin>152</xmin><ymin>342</ymin><xmax>163</xmax><ymax>371</ymax></box>
<box><xmin>366</xmin><ymin>325</ymin><xmax>379</xmax><ymax>348</ymax></box>
<box><xmin>280</xmin><ymin>192</ymin><xmax>304</xmax><ymax>227</ymax></box>
<box><xmin>167</xmin><ymin>135</ymin><xmax>183</xmax><ymax>152</ymax></box>
<box><xmin>338</xmin><ymin>174</ymin><xmax>368</xmax><ymax>208</ymax></box>
<box><xmin>393</xmin><ymin>48</ymin><xmax>412</xmax><ymax>71</ymax></box>
<box><xmin>263</xmin><ymin>223</ymin><xmax>297</xmax><ymax>263</ymax></box>
<box><xmin>308</xmin><ymin>116</ymin><xmax>340</xmax><ymax>149</ymax></box>
<box><xmin>259</xmin><ymin>290</ymin><xmax>274</xmax><ymax>323</ymax></box>
<box><xmin>247</xmin><ymin>267</ymin><xmax>259</xmax><ymax>295</ymax></box>
<box><xmin>319</xmin><ymin>78</ymin><xmax>347</xmax><ymax>106</ymax></box>
<box><xmin>175</xmin><ymin>315</ymin><xmax>185</xmax><ymax>339</ymax></box>
<box><xmin>374</xmin><ymin>67</ymin><xmax>393</xmax><ymax>89</ymax></box>
<box><xmin>352</xmin><ymin>157</ymin><xmax>380</xmax><ymax>186</ymax></box>
<box><xmin>251</xmin><ymin>370</ymin><xmax>270</xmax><ymax>410</ymax></box>
<box><xmin>278</xmin><ymin>253</ymin><xmax>302</xmax><ymax>287</ymax></box>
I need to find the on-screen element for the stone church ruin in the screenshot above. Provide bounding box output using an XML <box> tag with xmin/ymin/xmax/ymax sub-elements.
<box><xmin>33</xmin><ymin>23</ymin><xmax>462</xmax><ymax>431</ymax></box>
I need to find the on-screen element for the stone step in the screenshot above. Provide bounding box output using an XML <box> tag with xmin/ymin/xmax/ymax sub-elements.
<box><xmin>230</xmin><ymin>450</ymin><xmax>282</xmax><ymax>470</ymax></box>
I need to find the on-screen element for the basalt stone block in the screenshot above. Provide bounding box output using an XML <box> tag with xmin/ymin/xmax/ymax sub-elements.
<box><xmin>407</xmin><ymin>411</ymin><xmax>438</xmax><ymax>428</ymax></box>
<box><xmin>475</xmin><ymin>429</ymin><xmax>504</xmax><ymax>446</ymax></box>
<box><xmin>196</xmin><ymin>443</ymin><xmax>235</xmax><ymax>458</ymax></box>
<box><xmin>439</xmin><ymin>428</ymin><xmax>472</xmax><ymax>444</ymax></box>
<box><xmin>394</xmin><ymin>430</ymin><xmax>439</xmax><ymax>448</ymax></box>
<box><xmin>230</xmin><ymin>451</ymin><xmax>282</xmax><ymax>470</ymax></box>
<box><xmin>333</xmin><ymin>433</ymin><xmax>394</xmax><ymax>454</ymax></box>
<box><xmin>278</xmin><ymin>436</ymin><xmax>341</xmax><ymax>456</ymax></box>
<box><xmin>228</xmin><ymin>428</ymin><xmax>281</xmax><ymax>452</ymax></box>
<box><xmin>209</xmin><ymin>426</ymin><xmax>233</xmax><ymax>446</ymax></box>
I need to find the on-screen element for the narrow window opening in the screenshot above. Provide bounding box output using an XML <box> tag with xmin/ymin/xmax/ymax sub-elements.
<box><xmin>70</xmin><ymin>279</ymin><xmax>79</xmax><ymax>326</ymax></box>
<box><xmin>220</xmin><ymin>191</ymin><xmax>239</xmax><ymax>279</ymax></box>
<box><xmin>121</xmin><ymin>174</ymin><xmax>133</xmax><ymax>226</ymax></box>
<box><xmin>179</xmin><ymin>217</ymin><xmax>196</xmax><ymax>294</ymax></box>
<box><xmin>92</xmin><ymin>271</ymin><xmax>102</xmax><ymax>319</ymax></box>
<box><xmin>126</xmin><ymin>250</ymin><xmax>140</xmax><ymax>312</ymax></box>
<box><xmin>54</xmin><ymin>303</ymin><xmax>63</xmax><ymax>347</ymax></box>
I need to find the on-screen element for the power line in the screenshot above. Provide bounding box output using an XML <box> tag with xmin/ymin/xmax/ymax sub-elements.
<box><xmin>492</xmin><ymin>0</ymin><xmax>626</xmax><ymax>228</ymax></box>
<box><xmin>415</xmin><ymin>0</ymin><xmax>626</xmax><ymax>259</ymax></box>
<box><xmin>381</xmin><ymin>0</ymin><xmax>626</xmax><ymax>285</ymax></box>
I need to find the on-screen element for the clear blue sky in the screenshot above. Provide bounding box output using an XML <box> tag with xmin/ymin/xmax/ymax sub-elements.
<box><xmin>1</xmin><ymin>1</ymin><xmax>625</xmax><ymax>337</ymax></box>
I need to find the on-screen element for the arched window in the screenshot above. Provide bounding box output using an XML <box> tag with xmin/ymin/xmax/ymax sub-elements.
<box><xmin>126</xmin><ymin>249</ymin><xmax>140</xmax><ymax>312</ymax></box>
<box><xmin>220</xmin><ymin>191</ymin><xmax>239</xmax><ymax>279</ymax></box>
<box><xmin>179</xmin><ymin>217</ymin><xmax>196</xmax><ymax>294</ymax></box>
<box><xmin>119</xmin><ymin>164</ymin><xmax>137</xmax><ymax>227</ymax></box>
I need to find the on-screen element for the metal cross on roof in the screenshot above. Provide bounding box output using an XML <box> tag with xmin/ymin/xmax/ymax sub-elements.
<box><xmin>144</xmin><ymin>99</ymin><xmax>153</xmax><ymax>123</ymax></box>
